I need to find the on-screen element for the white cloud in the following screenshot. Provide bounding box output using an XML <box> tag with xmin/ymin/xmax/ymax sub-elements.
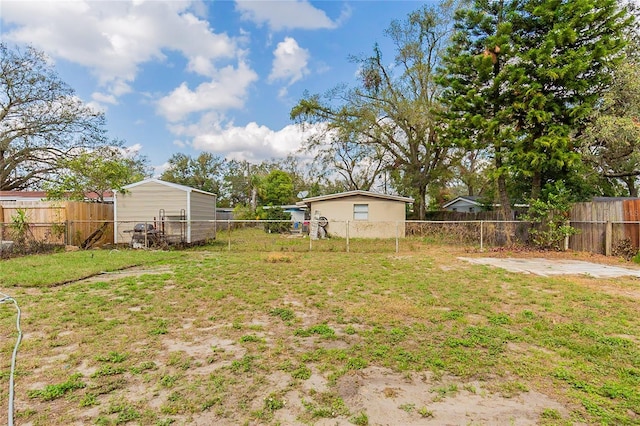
<box><xmin>124</xmin><ymin>143</ymin><xmax>143</xmax><ymax>155</ymax></box>
<box><xmin>278</xmin><ymin>87</ymin><xmax>289</xmax><ymax>99</ymax></box>
<box><xmin>1</xmin><ymin>0</ymin><xmax>238</xmax><ymax>100</ymax></box>
<box><xmin>269</xmin><ymin>37</ymin><xmax>309</xmax><ymax>86</ymax></box>
<box><xmin>165</xmin><ymin>110</ymin><xmax>321</xmax><ymax>162</ymax></box>
<box><xmin>235</xmin><ymin>0</ymin><xmax>346</xmax><ymax>31</ymax></box>
<box><xmin>156</xmin><ymin>61</ymin><xmax>258</xmax><ymax>122</ymax></box>
<box><xmin>92</xmin><ymin>92</ymin><xmax>118</xmax><ymax>105</ymax></box>
<box><xmin>191</xmin><ymin>122</ymin><xmax>308</xmax><ymax>161</ymax></box>
<box><xmin>153</xmin><ymin>162</ymin><xmax>171</xmax><ymax>177</ymax></box>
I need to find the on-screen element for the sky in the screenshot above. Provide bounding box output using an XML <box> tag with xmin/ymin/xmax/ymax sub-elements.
<box><xmin>0</xmin><ymin>0</ymin><xmax>433</xmax><ymax>174</ymax></box>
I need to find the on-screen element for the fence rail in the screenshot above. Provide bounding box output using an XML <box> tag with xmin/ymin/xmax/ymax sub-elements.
<box><xmin>0</xmin><ymin>218</ymin><xmax>638</xmax><ymax>255</ymax></box>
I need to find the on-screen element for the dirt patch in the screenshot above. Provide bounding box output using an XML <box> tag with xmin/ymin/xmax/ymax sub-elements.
<box><xmin>74</xmin><ymin>265</ymin><xmax>174</xmax><ymax>284</ymax></box>
<box><xmin>270</xmin><ymin>367</ymin><xmax>568</xmax><ymax>425</ymax></box>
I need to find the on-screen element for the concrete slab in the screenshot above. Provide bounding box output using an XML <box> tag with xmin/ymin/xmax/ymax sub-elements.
<box><xmin>458</xmin><ymin>257</ymin><xmax>640</xmax><ymax>278</ymax></box>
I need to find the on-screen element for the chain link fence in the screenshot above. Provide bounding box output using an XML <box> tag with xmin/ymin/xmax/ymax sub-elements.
<box><xmin>0</xmin><ymin>218</ymin><xmax>637</xmax><ymax>256</ymax></box>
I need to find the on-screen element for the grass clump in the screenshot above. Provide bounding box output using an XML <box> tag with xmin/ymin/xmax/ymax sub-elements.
<box><xmin>295</xmin><ymin>324</ymin><xmax>336</xmax><ymax>338</ymax></box>
<box><xmin>301</xmin><ymin>391</ymin><xmax>349</xmax><ymax>419</ymax></box>
<box><xmin>291</xmin><ymin>364</ymin><xmax>312</xmax><ymax>380</ymax></box>
<box><xmin>95</xmin><ymin>351</ymin><xmax>128</xmax><ymax>363</ymax></box>
<box><xmin>91</xmin><ymin>365</ymin><xmax>127</xmax><ymax>378</ymax></box>
<box><xmin>27</xmin><ymin>373</ymin><xmax>86</xmax><ymax>401</ymax></box>
<box><xmin>350</xmin><ymin>411</ymin><xmax>369</xmax><ymax>425</ymax></box>
<box><xmin>269</xmin><ymin>307</ymin><xmax>295</xmax><ymax>322</ymax></box>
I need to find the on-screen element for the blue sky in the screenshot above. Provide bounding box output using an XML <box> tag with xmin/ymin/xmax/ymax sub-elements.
<box><xmin>1</xmin><ymin>0</ymin><xmax>432</xmax><ymax>174</ymax></box>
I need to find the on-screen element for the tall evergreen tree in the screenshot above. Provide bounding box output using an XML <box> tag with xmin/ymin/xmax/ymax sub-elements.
<box><xmin>440</xmin><ymin>0</ymin><xmax>633</xmax><ymax>211</ymax></box>
<box><xmin>439</xmin><ymin>0</ymin><xmax>519</xmax><ymax>218</ymax></box>
<box><xmin>510</xmin><ymin>0</ymin><xmax>631</xmax><ymax>199</ymax></box>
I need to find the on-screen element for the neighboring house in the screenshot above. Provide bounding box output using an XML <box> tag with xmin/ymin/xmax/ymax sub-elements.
<box><xmin>263</xmin><ymin>204</ymin><xmax>307</xmax><ymax>222</ymax></box>
<box><xmin>281</xmin><ymin>205</ymin><xmax>307</xmax><ymax>224</ymax></box>
<box><xmin>216</xmin><ymin>207</ymin><xmax>234</xmax><ymax>221</ymax></box>
<box><xmin>297</xmin><ymin>190</ymin><xmax>413</xmax><ymax>238</ymax></box>
<box><xmin>263</xmin><ymin>204</ymin><xmax>308</xmax><ymax>233</ymax></box>
<box><xmin>114</xmin><ymin>179</ymin><xmax>216</xmax><ymax>245</ymax></box>
<box><xmin>442</xmin><ymin>196</ymin><xmax>486</xmax><ymax>213</ymax></box>
<box><xmin>0</xmin><ymin>191</ymin><xmax>114</xmax><ymax>204</ymax></box>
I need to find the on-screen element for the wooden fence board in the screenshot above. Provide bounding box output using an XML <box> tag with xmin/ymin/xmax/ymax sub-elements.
<box><xmin>569</xmin><ymin>200</ymin><xmax>640</xmax><ymax>254</ymax></box>
<box><xmin>0</xmin><ymin>201</ymin><xmax>114</xmax><ymax>247</ymax></box>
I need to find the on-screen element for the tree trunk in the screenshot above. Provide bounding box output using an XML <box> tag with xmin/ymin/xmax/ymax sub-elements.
<box><xmin>495</xmin><ymin>152</ymin><xmax>512</xmax><ymax>220</ymax></box>
<box><xmin>623</xmin><ymin>176</ymin><xmax>638</xmax><ymax>197</ymax></box>
<box><xmin>530</xmin><ymin>171</ymin><xmax>542</xmax><ymax>201</ymax></box>
<box><xmin>417</xmin><ymin>185</ymin><xmax>427</xmax><ymax>220</ymax></box>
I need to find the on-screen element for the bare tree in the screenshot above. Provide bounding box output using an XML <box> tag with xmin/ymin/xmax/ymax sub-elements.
<box><xmin>291</xmin><ymin>3</ymin><xmax>459</xmax><ymax>219</ymax></box>
<box><xmin>0</xmin><ymin>43</ymin><xmax>107</xmax><ymax>190</ymax></box>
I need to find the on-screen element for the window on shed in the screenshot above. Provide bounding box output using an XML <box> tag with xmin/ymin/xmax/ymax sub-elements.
<box><xmin>353</xmin><ymin>204</ymin><xmax>369</xmax><ymax>220</ymax></box>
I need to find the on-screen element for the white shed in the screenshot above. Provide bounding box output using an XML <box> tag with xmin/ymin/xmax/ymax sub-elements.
<box><xmin>114</xmin><ymin>179</ymin><xmax>216</xmax><ymax>245</ymax></box>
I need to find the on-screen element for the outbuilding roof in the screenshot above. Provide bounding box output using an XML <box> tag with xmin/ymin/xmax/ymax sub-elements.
<box><xmin>121</xmin><ymin>179</ymin><xmax>216</xmax><ymax>196</ymax></box>
<box><xmin>297</xmin><ymin>190</ymin><xmax>413</xmax><ymax>206</ymax></box>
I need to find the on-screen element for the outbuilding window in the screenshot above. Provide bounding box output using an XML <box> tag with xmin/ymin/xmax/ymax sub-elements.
<box><xmin>353</xmin><ymin>204</ymin><xmax>369</xmax><ymax>220</ymax></box>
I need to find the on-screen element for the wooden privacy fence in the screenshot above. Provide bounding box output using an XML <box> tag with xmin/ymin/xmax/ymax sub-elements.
<box><xmin>0</xmin><ymin>201</ymin><xmax>114</xmax><ymax>247</ymax></box>
<box><xmin>569</xmin><ymin>199</ymin><xmax>640</xmax><ymax>255</ymax></box>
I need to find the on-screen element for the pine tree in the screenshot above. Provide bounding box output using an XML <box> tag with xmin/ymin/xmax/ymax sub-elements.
<box><xmin>439</xmin><ymin>0</ymin><xmax>520</xmax><ymax>219</ymax></box>
<box><xmin>439</xmin><ymin>0</ymin><xmax>634</xmax><ymax>209</ymax></box>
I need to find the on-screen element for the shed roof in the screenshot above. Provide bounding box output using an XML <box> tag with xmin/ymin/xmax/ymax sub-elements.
<box><xmin>121</xmin><ymin>179</ymin><xmax>216</xmax><ymax>197</ymax></box>
<box><xmin>297</xmin><ymin>190</ymin><xmax>413</xmax><ymax>206</ymax></box>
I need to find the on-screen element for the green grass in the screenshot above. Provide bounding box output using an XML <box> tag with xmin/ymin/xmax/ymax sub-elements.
<box><xmin>27</xmin><ymin>373</ymin><xmax>86</xmax><ymax>401</ymax></box>
<box><xmin>0</xmin><ymin>248</ymin><xmax>185</xmax><ymax>287</ymax></box>
<box><xmin>1</xmin><ymin>232</ymin><xmax>639</xmax><ymax>425</ymax></box>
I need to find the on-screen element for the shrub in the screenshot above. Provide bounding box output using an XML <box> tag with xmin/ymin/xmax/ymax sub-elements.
<box><xmin>522</xmin><ymin>182</ymin><xmax>578</xmax><ymax>250</ymax></box>
<box><xmin>262</xmin><ymin>207</ymin><xmax>291</xmax><ymax>234</ymax></box>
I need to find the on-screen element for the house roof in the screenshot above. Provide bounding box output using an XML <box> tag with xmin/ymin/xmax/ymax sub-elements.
<box><xmin>296</xmin><ymin>190</ymin><xmax>413</xmax><ymax>206</ymax></box>
<box><xmin>0</xmin><ymin>190</ymin><xmax>114</xmax><ymax>202</ymax></box>
<box><xmin>121</xmin><ymin>179</ymin><xmax>216</xmax><ymax>197</ymax></box>
<box><xmin>442</xmin><ymin>196</ymin><xmax>482</xmax><ymax>209</ymax></box>
<box><xmin>263</xmin><ymin>204</ymin><xmax>307</xmax><ymax>211</ymax></box>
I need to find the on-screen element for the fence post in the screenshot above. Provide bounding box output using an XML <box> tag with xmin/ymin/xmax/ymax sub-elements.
<box><xmin>309</xmin><ymin>223</ymin><xmax>313</xmax><ymax>252</ymax></box>
<box><xmin>395</xmin><ymin>221</ymin><xmax>399</xmax><ymax>253</ymax></box>
<box><xmin>564</xmin><ymin>220</ymin><xmax>570</xmax><ymax>251</ymax></box>
<box><xmin>227</xmin><ymin>220</ymin><xmax>231</xmax><ymax>251</ymax></box>
<box><xmin>346</xmin><ymin>220</ymin><xmax>350</xmax><ymax>253</ymax></box>
<box><xmin>480</xmin><ymin>221</ymin><xmax>484</xmax><ymax>252</ymax></box>
<box><xmin>605</xmin><ymin>220</ymin><xmax>612</xmax><ymax>256</ymax></box>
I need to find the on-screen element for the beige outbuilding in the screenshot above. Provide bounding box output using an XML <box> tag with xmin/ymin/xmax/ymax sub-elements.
<box><xmin>114</xmin><ymin>179</ymin><xmax>216</xmax><ymax>245</ymax></box>
<box><xmin>297</xmin><ymin>190</ymin><xmax>413</xmax><ymax>239</ymax></box>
